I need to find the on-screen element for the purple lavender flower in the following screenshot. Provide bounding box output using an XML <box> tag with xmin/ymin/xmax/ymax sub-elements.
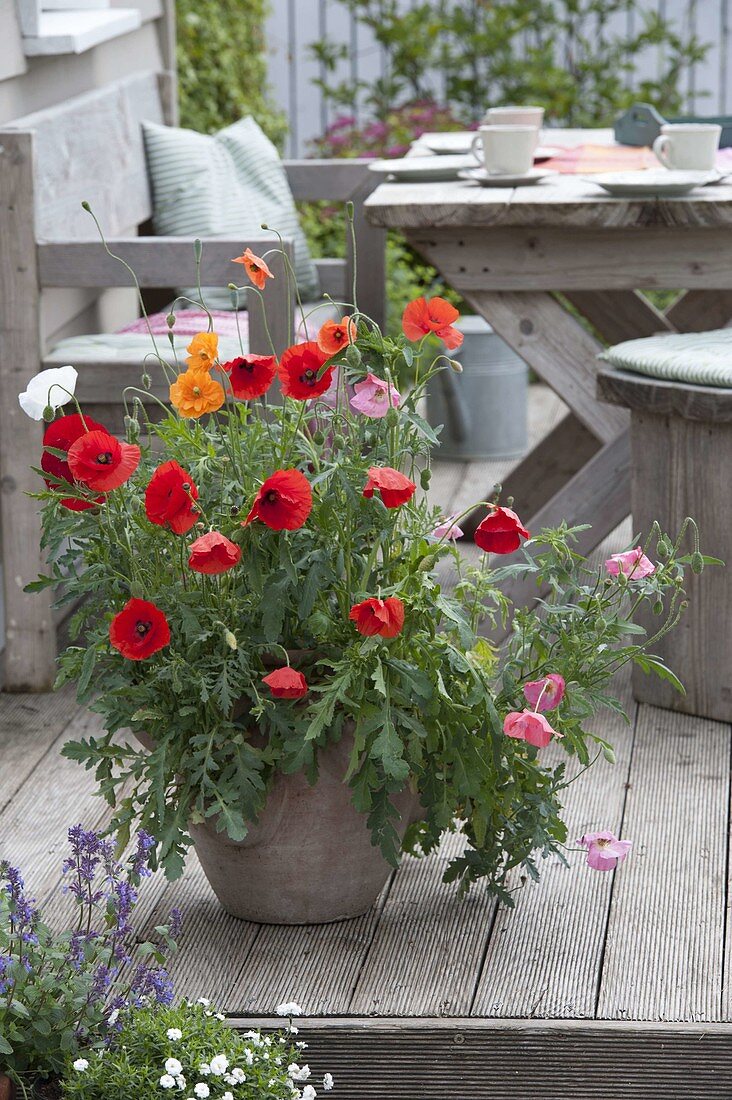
<box><xmin>131</xmin><ymin>830</ymin><xmax>155</xmax><ymax>879</ymax></box>
<box><xmin>129</xmin><ymin>962</ymin><xmax>174</xmax><ymax>1006</ymax></box>
<box><xmin>0</xmin><ymin>953</ymin><xmax>12</xmax><ymax>994</ymax></box>
<box><xmin>169</xmin><ymin>907</ymin><xmax>183</xmax><ymax>940</ymax></box>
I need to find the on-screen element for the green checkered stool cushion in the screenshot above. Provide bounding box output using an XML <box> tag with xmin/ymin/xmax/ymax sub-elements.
<box><xmin>599</xmin><ymin>327</ymin><xmax>732</xmax><ymax>387</ymax></box>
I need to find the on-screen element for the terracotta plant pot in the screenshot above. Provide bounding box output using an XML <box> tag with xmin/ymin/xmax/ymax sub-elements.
<box><xmin>190</xmin><ymin>733</ymin><xmax>421</xmax><ymax>925</ymax></box>
<box><xmin>0</xmin><ymin>1075</ymin><xmax>15</xmax><ymax>1100</ymax></box>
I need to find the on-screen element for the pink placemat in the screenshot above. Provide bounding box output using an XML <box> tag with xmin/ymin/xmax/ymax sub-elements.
<box><xmin>541</xmin><ymin>143</ymin><xmax>732</xmax><ymax>175</ymax></box>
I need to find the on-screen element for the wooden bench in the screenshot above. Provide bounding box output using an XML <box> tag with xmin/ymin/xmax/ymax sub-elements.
<box><xmin>0</xmin><ymin>70</ymin><xmax>386</xmax><ymax>691</ymax></box>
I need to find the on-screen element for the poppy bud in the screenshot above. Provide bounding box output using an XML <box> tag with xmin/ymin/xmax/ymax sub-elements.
<box><xmin>652</xmin><ymin>599</ymin><xmax>664</xmax><ymax>615</ymax></box>
<box><xmin>43</xmin><ymin>405</ymin><xmax>55</xmax><ymax>422</ymax></box>
<box><xmin>166</xmin><ymin>312</ymin><xmax>176</xmax><ymax>329</ymax></box>
<box><xmin>420</xmin><ymin>468</ymin><xmax>431</xmax><ymax>489</ymax></box>
<box><xmin>224</xmin><ymin>629</ymin><xmax>238</xmax><ymax>651</ymax></box>
<box><xmin>124</xmin><ymin>416</ymin><xmax>140</xmax><ymax>443</ymax></box>
<box><xmin>333</xmin><ymin>433</ymin><xmax>346</xmax><ymax>449</ymax></box>
<box><xmin>449</xmin><ymin>358</ymin><xmax>463</xmax><ymax>373</ymax></box>
<box><xmin>194</xmin><ymin>238</ymin><xmax>203</xmax><ymax>262</ymax></box>
<box><xmin>385</xmin><ymin>407</ymin><xmax>400</xmax><ymax>428</ymax></box>
<box><xmin>312</xmin><ymin>430</ymin><xmax>325</xmax><ymax>446</ymax></box>
<box><xmin>142</xmin><ymin>372</ymin><xmax>151</xmax><ymax>389</ymax></box>
<box><xmin>229</xmin><ymin>289</ymin><xmax>240</xmax><ymax>310</ymax></box>
<box><xmin>346</xmin><ymin>344</ymin><xmax>362</xmax><ymax>368</ymax></box>
<box><xmin>81</xmin><ymin>200</ymin><xmax>91</xmax><ymax>212</ymax></box>
<box><xmin>691</xmin><ymin>552</ymin><xmax>704</xmax><ymax>574</ymax></box>
<box><xmin>656</xmin><ymin>536</ymin><xmax>671</xmax><ymax>558</ymax></box>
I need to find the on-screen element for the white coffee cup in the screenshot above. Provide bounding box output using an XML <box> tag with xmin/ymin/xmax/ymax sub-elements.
<box><xmin>653</xmin><ymin>123</ymin><xmax>721</xmax><ymax>171</ymax></box>
<box><xmin>471</xmin><ymin>125</ymin><xmax>537</xmax><ymax>176</ymax></box>
<box><xmin>483</xmin><ymin>105</ymin><xmax>545</xmax><ymax>138</ymax></box>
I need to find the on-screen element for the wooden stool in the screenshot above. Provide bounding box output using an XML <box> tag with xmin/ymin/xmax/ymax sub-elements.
<box><xmin>598</xmin><ymin>369</ymin><xmax>732</xmax><ymax>722</ymax></box>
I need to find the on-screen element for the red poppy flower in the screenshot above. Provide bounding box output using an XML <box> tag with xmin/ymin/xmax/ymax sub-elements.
<box><xmin>362</xmin><ymin>466</ymin><xmax>416</xmax><ymax>509</ymax></box>
<box><xmin>262</xmin><ymin>666</ymin><xmax>309</xmax><ymax>698</ymax></box>
<box><xmin>145</xmin><ymin>461</ymin><xmax>200</xmax><ymax>535</ymax></box>
<box><xmin>188</xmin><ymin>531</ymin><xmax>241</xmax><ymax>575</ymax></box>
<box><xmin>401</xmin><ymin>296</ymin><xmax>463</xmax><ymax>350</ymax></box>
<box><xmin>244</xmin><ymin>468</ymin><xmax>312</xmax><ymax>531</ymax></box>
<box><xmin>41</xmin><ymin>412</ymin><xmax>106</xmax><ymax>510</ymax></box>
<box><xmin>278</xmin><ymin>342</ymin><xmax>333</xmax><ymax>400</ymax></box>
<box><xmin>109</xmin><ymin>598</ymin><xmax>170</xmax><ymax>661</ymax></box>
<box><xmin>474</xmin><ymin>506</ymin><xmax>530</xmax><ymax>554</ymax></box>
<box><xmin>66</xmin><ymin>429</ymin><xmax>140</xmax><ymax>492</ymax></box>
<box><xmin>349</xmin><ymin>597</ymin><xmax>405</xmax><ymax>639</ymax></box>
<box><xmin>223</xmin><ymin>354</ymin><xmax>277</xmax><ymax>400</ymax></box>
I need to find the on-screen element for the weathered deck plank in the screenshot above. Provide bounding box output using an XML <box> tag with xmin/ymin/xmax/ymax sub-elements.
<box><xmin>471</xmin><ymin>675</ymin><xmax>636</xmax><ymax>1019</ymax></box>
<box><xmin>349</xmin><ymin>835</ymin><xmax>496</xmax><ymax>1017</ymax></box>
<box><xmin>597</xmin><ymin>706</ymin><xmax>730</xmax><ymax>1022</ymax></box>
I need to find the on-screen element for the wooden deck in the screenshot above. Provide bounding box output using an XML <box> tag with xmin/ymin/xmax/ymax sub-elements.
<box><xmin>3</xmin><ymin>387</ymin><xmax>732</xmax><ymax>1097</ymax></box>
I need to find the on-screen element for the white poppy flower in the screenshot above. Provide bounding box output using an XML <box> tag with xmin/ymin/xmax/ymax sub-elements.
<box><xmin>194</xmin><ymin>1085</ymin><xmax>210</xmax><ymax>1099</ymax></box>
<box><xmin>72</xmin><ymin>1059</ymin><xmax>89</xmax><ymax>1072</ymax></box>
<box><xmin>275</xmin><ymin>1001</ymin><xmax>302</xmax><ymax>1017</ymax></box>
<box><xmin>301</xmin><ymin>1087</ymin><xmax>317</xmax><ymax>1100</ymax></box>
<box><xmin>167</xmin><ymin>1028</ymin><xmax>183</xmax><ymax>1041</ymax></box>
<box><xmin>165</xmin><ymin>1058</ymin><xmax>183</xmax><ymax>1076</ymax></box>
<box><xmin>159</xmin><ymin>1074</ymin><xmax>176</xmax><ymax>1089</ymax></box>
<box><xmin>18</xmin><ymin>365</ymin><xmax>78</xmax><ymax>421</ymax></box>
<box><xmin>323</xmin><ymin>1073</ymin><xmax>334</xmax><ymax>1091</ymax></box>
<box><xmin>228</xmin><ymin>1068</ymin><xmax>246</xmax><ymax>1084</ymax></box>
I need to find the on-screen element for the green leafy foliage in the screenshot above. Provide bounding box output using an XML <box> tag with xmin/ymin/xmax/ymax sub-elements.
<box><xmin>60</xmin><ymin>1000</ymin><xmax>323</xmax><ymax>1100</ymax></box>
<box><xmin>33</xmin><ymin>234</ymin><xmax>706</xmax><ymax>906</ymax></box>
<box><xmin>312</xmin><ymin>0</ymin><xmax>709</xmax><ymax>127</ymax></box>
<box><xmin>176</xmin><ymin>0</ymin><xmax>287</xmax><ymax>144</ymax></box>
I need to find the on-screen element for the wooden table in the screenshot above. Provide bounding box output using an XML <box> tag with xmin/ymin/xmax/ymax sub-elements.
<box><xmin>365</xmin><ymin>145</ymin><xmax>732</xmax><ymax>598</ymax></box>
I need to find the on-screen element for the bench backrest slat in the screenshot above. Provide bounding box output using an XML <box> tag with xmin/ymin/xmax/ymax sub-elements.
<box><xmin>2</xmin><ymin>72</ymin><xmax>166</xmax><ymax>239</ymax></box>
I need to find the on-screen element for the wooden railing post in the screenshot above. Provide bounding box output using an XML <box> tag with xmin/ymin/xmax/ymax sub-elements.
<box><xmin>0</xmin><ymin>132</ymin><xmax>57</xmax><ymax>690</ymax></box>
<box><xmin>348</xmin><ymin>176</ymin><xmax>386</xmax><ymax>331</ymax></box>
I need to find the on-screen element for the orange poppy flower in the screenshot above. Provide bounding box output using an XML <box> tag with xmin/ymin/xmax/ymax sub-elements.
<box><xmin>170</xmin><ymin>370</ymin><xmax>225</xmax><ymax>419</ymax></box>
<box><xmin>232</xmin><ymin>247</ymin><xmax>274</xmax><ymax>291</ymax></box>
<box><xmin>317</xmin><ymin>317</ymin><xmax>357</xmax><ymax>357</ymax></box>
<box><xmin>402</xmin><ymin>296</ymin><xmax>464</xmax><ymax>350</ymax></box>
<box><xmin>185</xmin><ymin>332</ymin><xmax>219</xmax><ymax>372</ymax></box>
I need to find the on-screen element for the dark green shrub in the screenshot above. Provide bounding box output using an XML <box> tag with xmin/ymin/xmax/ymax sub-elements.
<box><xmin>176</xmin><ymin>0</ymin><xmax>287</xmax><ymax>143</ymax></box>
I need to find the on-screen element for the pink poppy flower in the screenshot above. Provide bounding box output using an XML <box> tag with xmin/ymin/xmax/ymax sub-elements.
<box><xmin>503</xmin><ymin>709</ymin><xmax>559</xmax><ymax>749</ymax></box>
<box><xmin>605</xmin><ymin>546</ymin><xmax>655</xmax><ymax>579</ymax></box>
<box><xmin>349</xmin><ymin>373</ymin><xmax>401</xmax><ymax>419</ymax></box>
<box><xmin>523</xmin><ymin>673</ymin><xmax>566</xmax><ymax>712</ymax></box>
<box><xmin>579</xmin><ymin>830</ymin><xmax>632</xmax><ymax>872</ymax></box>
<box><xmin>432</xmin><ymin>515</ymin><xmax>464</xmax><ymax>540</ymax></box>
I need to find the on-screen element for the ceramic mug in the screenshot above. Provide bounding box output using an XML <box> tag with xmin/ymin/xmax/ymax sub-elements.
<box><xmin>653</xmin><ymin>123</ymin><xmax>722</xmax><ymax>170</ymax></box>
<box><xmin>483</xmin><ymin>105</ymin><xmax>544</xmax><ymax>142</ymax></box>
<box><xmin>471</xmin><ymin>125</ymin><xmax>537</xmax><ymax>175</ymax></box>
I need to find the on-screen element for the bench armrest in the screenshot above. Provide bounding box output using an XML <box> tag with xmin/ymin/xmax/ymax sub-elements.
<box><xmin>38</xmin><ymin>237</ymin><xmax>295</xmax><ymax>355</ymax></box>
<box><xmin>37</xmin><ymin>237</ymin><xmax>291</xmax><ymax>288</ymax></box>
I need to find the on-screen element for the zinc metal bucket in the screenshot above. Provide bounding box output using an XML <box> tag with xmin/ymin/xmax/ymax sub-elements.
<box><xmin>426</xmin><ymin>315</ymin><xmax>528</xmax><ymax>460</ymax></box>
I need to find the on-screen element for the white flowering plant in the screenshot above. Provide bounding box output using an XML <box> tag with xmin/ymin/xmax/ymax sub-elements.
<box><xmin>60</xmin><ymin>999</ymin><xmax>333</xmax><ymax>1100</ymax></box>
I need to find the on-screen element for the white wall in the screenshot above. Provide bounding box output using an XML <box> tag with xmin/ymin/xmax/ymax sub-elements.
<box><xmin>266</xmin><ymin>0</ymin><xmax>732</xmax><ymax>156</ymax></box>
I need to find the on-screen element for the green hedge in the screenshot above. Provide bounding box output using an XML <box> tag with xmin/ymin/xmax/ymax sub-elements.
<box><xmin>176</xmin><ymin>0</ymin><xmax>286</xmax><ymax>144</ymax></box>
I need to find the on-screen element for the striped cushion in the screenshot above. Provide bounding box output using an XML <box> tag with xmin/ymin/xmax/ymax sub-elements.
<box><xmin>142</xmin><ymin>117</ymin><xmax>320</xmax><ymax>309</ymax></box>
<box><xmin>600</xmin><ymin>328</ymin><xmax>732</xmax><ymax>387</ymax></box>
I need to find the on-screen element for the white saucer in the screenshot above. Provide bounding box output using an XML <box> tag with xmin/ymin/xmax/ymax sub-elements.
<box><xmin>421</xmin><ymin>132</ymin><xmax>474</xmax><ymax>155</ymax></box>
<box><xmin>458</xmin><ymin>167</ymin><xmax>553</xmax><ymax>187</ymax></box>
<box><xmin>585</xmin><ymin>170</ymin><xmax>723</xmax><ymax>197</ymax></box>
<box><xmin>368</xmin><ymin>154</ymin><xmax>474</xmax><ymax>181</ymax></box>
